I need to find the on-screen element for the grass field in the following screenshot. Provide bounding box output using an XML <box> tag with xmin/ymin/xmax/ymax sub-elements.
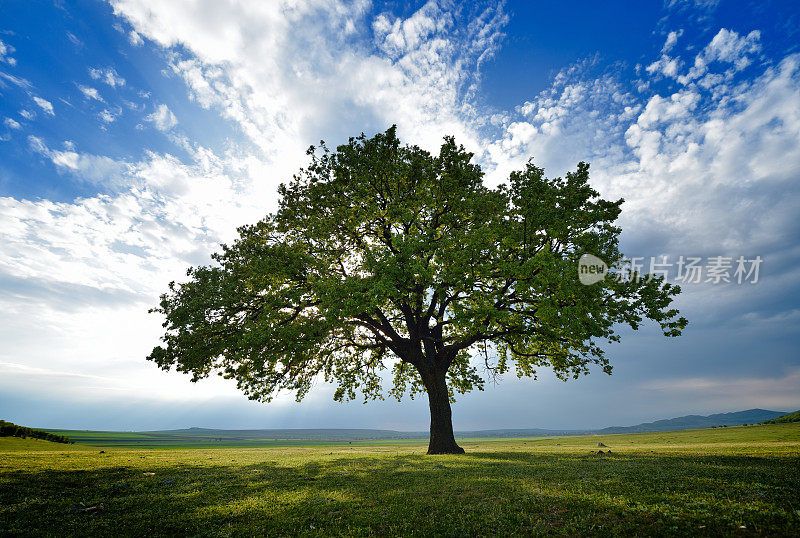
<box><xmin>2</xmin><ymin>424</ymin><xmax>799</xmax><ymax>536</ymax></box>
<box><xmin>39</xmin><ymin>429</ymin><xmax>429</xmax><ymax>449</ymax></box>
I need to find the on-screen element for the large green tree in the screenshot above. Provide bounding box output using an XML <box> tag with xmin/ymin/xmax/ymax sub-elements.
<box><xmin>149</xmin><ymin>127</ymin><xmax>686</xmax><ymax>454</ymax></box>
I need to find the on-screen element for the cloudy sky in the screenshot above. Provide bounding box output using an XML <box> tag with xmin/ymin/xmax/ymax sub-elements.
<box><xmin>1</xmin><ymin>0</ymin><xmax>799</xmax><ymax>431</ymax></box>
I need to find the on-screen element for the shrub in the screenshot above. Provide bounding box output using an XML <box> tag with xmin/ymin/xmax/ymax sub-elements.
<box><xmin>0</xmin><ymin>420</ymin><xmax>74</xmax><ymax>444</ymax></box>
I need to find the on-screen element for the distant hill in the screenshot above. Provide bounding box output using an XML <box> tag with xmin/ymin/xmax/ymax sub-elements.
<box><xmin>762</xmin><ymin>410</ymin><xmax>800</xmax><ymax>424</ymax></box>
<box><xmin>162</xmin><ymin>410</ymin><xmax>788</xmax><ymax>440</ymax></box>
<box><xmin>45</xmin><ymin>409</ymin><xmax>791</xmax><ymax>446</ymax></box>
<box><xmin>596</xmin><ymin>409</ymin><xmax>787</xmax><ymax>434</ymax></box>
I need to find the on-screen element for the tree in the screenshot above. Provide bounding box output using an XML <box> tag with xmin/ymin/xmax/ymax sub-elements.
<box><xmin>149</xmin><ymin>127</ymin><xmax>686</xmax><ymax>454</ymax></box>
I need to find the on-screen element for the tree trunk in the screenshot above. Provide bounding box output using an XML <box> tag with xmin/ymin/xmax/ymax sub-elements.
<box><xmin>423</xmin><ymin>370</ymin><xmax>465</xmax><ymax>454</ymax></box>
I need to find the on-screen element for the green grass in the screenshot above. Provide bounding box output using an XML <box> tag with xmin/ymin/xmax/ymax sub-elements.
<box><xmin>2</xmin><ymin>424</ymin><xmax>799</xmax><ymax>536</ymax></box>
<box><xmin>42</xmin><ymin>429</ymin><xmax>432</xmax><ymax>449</ymax></box>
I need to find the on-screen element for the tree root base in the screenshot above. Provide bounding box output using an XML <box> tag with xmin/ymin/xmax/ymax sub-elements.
<box><xmin>427</xmin><ymin>445</ymin><xmax>466</xmax><ymax>455</ymax></box>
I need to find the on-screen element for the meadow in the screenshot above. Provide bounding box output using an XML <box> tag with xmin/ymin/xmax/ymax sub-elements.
<box><xmin>1</xmin><ymin>424</ymin><xmax>798</xmax><ymax>536</ymax></box>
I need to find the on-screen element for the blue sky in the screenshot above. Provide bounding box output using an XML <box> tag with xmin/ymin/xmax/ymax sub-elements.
<box><xmin>1</xmin><ymin>0</ymin><xmax>799</xmax><ymax>431</ymax></box>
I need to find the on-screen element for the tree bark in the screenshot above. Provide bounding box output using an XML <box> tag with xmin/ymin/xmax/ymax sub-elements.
<box><xmin>423</xmin><ymin>370</ymin><xmax>465</xmax><ymax>454</ymax></box>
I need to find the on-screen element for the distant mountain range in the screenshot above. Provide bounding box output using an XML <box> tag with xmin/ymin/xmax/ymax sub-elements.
<box><xmin>594</xmin><ymin>408</ymin><xmax>788</xmax><ymax>434</ymax></box>
<box><xmin>157</xmin><ymin>409</ymin><xmax>789</xmax><ymax>440</ymax></box>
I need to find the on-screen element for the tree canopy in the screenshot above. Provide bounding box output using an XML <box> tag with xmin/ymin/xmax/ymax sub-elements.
<box><xmin>149</xmin><ymin>126</ymin><xmax>686</xmax><ymax>453</ymax></box>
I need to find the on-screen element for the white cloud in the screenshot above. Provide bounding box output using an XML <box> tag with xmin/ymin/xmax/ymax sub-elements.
<box><xmin>616</xmin><ymin>54</ymin><xmax>800</xmax><ymax>259</ymax></box>
<box><xmin>144</xmin><ymin>103</ymin><xmax>177</xmax><ymax>130</ymax></box>
<box><xmin>0</xmin><ymin>72</ymin><xmax>29</xmax><ymax>91</ymax></box>
<box><xmin>646</xmin><ymin>55</ymin><xmax>683</xmax><ymax>78</ymax></box>
<box><xmin>678</xmin><ymin>28</ymin><xmax>762</xmax><ymax>85</ymax></box>
<box><xmin>632</xmin><ymin>89</ymin><xmax>700</xmax><ymax>130</ymax></box>
<box><xmin>111</xmin><ymin>0</ymin><xmax>506</xmax><ymax>155</ymax></box>
<box><xmin>485</xmin><ymin>64</ymin><xmax>639</xmax><ymax>184</ymax></box>
<box><xmin>661</xmin><ymin>30</ymin><xmax>682</xmax><ymax>53</ymax></box>
<box><xmin>33</xmin><ymin>96</ymin><xmax>55</xmax><ymax>116</ymax></box>
<box><xmin>129</xmin><ymin>30</ymin><xmax>143</xmax><ymax>46</ymax></box>
<box><xmin>78</xmin><ymin>84</ymin><xmax>104</xmax><ymax>101</ymax></box>
<box><xmin>0</xmin><ymin>39</ymin><xmax>17</xmax><ymax>65</ymax></box>
<box><xmin>89</xmin><ymin>66</ymin><xmax>126</xmax><ymax>87</ymax></box>
<box><xmin>666</xmin><ymin>0</ymin><xmax>720</xmax><ymax>8</ymax></box>
<box><xmin>705</xmin><ymin>28</ymin><xmax>761</xmax><ymax>68</ymax></box>
<box><xmin>98</xmin><ymin>107</ymin><xmax>121</xmax><ymax>123</ymax></box>
<box><xmin>28</xmin><ymin>135</ymin><xmax>130</xmax><ymax>185</ymax></box>
<box><xmin>0</xmin><ymin>145</ymin><xmax>276</xmax><ymax>415</ymax></box>
<box><xmin>66</xmin><ymin>32</ymin><xmax>83</xmax><ymax>48</ymax></box>
<box><xmin>4</xmin><ymin>117</ymin><xmax>21</xmax><ymax>130</ymax></box>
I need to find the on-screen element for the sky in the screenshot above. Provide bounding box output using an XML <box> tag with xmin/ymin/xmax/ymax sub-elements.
<box><xmin>1</xmin><ymin>0</ymin><xmax>799</xmax><ymax>432</ymax></box>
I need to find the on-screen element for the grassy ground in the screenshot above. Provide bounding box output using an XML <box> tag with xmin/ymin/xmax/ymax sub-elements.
<box><xmin>40</xmin><ymin>429</ymin><xmax>428</xmax><ymax>449</ymax></box>
<box><xmin>1</xmin><ymin>424</ymin><xmax>798</xmax><ymax>536</ymax></box>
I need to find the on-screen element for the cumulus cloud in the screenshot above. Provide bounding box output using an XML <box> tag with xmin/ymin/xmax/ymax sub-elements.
<box><xmin>4</xmin><ymin>117</ymin><xmax>21</xmax><ymax>130</ymax></box>
<box><xmin>78</xmin><ymin>84</ymin><xmax>104</xmax><ymax>101</ymax></box>
<box><xmin>617</xmin><ymin>53</ymin><xmax>800</xmax><ymax>262</ymax></box>
<box><xmin>646</xmin><ymin>54</ymin><xmax>683</xmax><ymax>78</ymax></box>
<box><xmin>661</xmin><ymin>29</ymin><xmax>683</xmax><ymax>53</ymax></box>
<box><xmin>32</xmin><ymin>96</ymin><xmax>55</xmax><ymax>115</ymax></box>
<box><xmin>485</xmin><ymin>61</ymin><xmax>640</xmax><ymax>184</ymax></box>
<box><xmin>705</xmin><ymin>28</ymin><xmax>761</xmax><ymax>67</ymax></box>
<box><xmin>0</xmin><ymin>39</ymin><xmax>17</xmax><ymax>66</ymax></box>
<box><xmin>128</xmin><ymin>30</ymin><xmax>143</xmax><ymax>46</ymax></box>
<box><xmin>28</xmin><ymin>135</ymin><xmax>130</xmax><ymax>185</ymax></box>
<box><xmin>98</xmin><ymin>107</ymin><xmax>121</xmax><ymax>123</ymax></box>
<box><xmin>89</xmin><ymin>66</ymin><xmax>126</xmax><ymax>87</ymax></box>
<box><xmin>144</xmin><ymin>103</ymin><xmax>177</xmax><ymax>130</ymax></box>
<box><xmin>112</xmin><ymin>0</ymin><xmax>506</xmax><ymax>155</ymax></box>
<box><xmin>678</xmin><ymin>28</ymin><xmax>762</xmax><ymax>85</ymax></box>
